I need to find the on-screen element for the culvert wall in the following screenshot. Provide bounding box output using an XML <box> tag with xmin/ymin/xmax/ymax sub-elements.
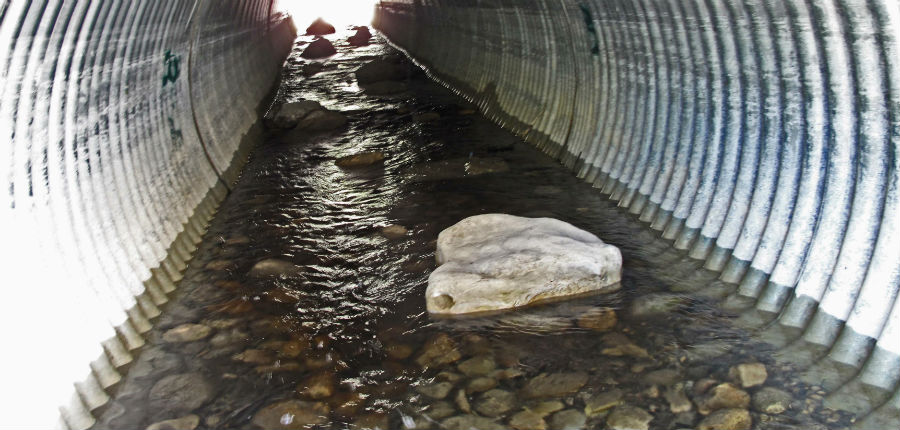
<box><xmin>373</xmin><ymin>0</ymin><xmax>900</xmax><ymax>420</ymax></box>
<box><xmin>0</xmin><ymin>1</ymin><xmax>294</xmax><ymax>428</ymax></box>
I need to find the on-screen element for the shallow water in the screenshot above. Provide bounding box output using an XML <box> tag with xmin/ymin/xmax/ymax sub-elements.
<box><xmin>94</xmin><ymin>30</ymin><xmax>853</xmax><ymax>430</ymax></box>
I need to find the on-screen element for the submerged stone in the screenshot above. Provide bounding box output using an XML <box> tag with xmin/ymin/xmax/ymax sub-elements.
<box><xmin>305</xmin><ymin>17</ymin><xmax>336</xmax><ymax>35</ymax></box>
<box><xmin>695</xmin><ymin>383</ymin><xmax>750</xmax><ymax>415</ymax></box>
<box><xmin>751</xmin><ymin>387</ymin><xmax>792</xmax><ymax>414</ymax></box>
<box><xmin>584</xmin><ymin>388</ymin><xmax>623</xmax><ymax>416</ymax></box>
<box><xmin>335</xmin><ymin>151</ymin><xmax>384</xmax><ymax>168</ymax></box>
<box><xmin>251</xmin><ymin>400</ymin><xmax>330</xmax><ymax>429</ymax></box>
<box><xmin>249</xmin><ymin>258</ymin><xmax>304</xmax><ymax>277</ymax></box>
<box><xmin>521</xmin><ymin>372</ymin><xmax>589</xmax><ymax>399</ymax></box>
<box><xmin>301</xmin><ymin>38</ymin><xmax>337</xmax><ymax>59</ymax></box>
<box><xmin>426</xmin><ymin>214</ymin><xmax>622</xmax><ymax>314</ymax></box>
<box><xmin>509</xmin><ymin>410</ymin><xmax>546</xmax><ymax>430</ymax></box>
<box><xmin>149</xmin><ymin>373</ymin><xmax>212</xmax><ymax>413</ymax></box>
<box><xmin>162</xmin><ymin>324</ymin><xmax>211</xmax><ymax>343</ymax></box>
<box><xmin>269</xmin><ymin>100</ymin><xmax>323</xmax><ymax>129</ymax></box>
<box><xmin>475</xmin><ymin>389</ymin><xmax>517</xmax><ymax>417</ymax></box>
<box><xmin>549</xmin><ymin>409</ymin><xmax>586</xmax><ymax>430</ymax></box>
<box><xmin>298</xmin><ymin>109</ymin><xmax>347</xmax><ymax>131</ymax></box>
<box><xmin>380</xmin><ymin>224</ymin><xmax>408</xmax><ymax>239</ymax></box>
<box><xmin>729</xmin><ymin>362</ymin><xmax>767</xmax><ymax>388</ymax></box>
<box><xmin>415</xmin><ymin>333</ymin><xmax>462</xmax><ymax>368</ymax></box>
<box><xmin>606</xmin><ymin>405</ymin><xmax>654</xmax><ymax>430</ymax></box>
<box><xmin>697</xmin><ymin>408</ymin><xmax>751</xmax><ymax>430</ymax></box>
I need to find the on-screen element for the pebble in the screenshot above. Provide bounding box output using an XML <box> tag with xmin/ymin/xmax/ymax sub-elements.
<box><xmin>696</xmin><ymin>383</ymin><xmax>750</xmax><ymax>415</ymax></box>
<box><xmin>424</xmin><ymin>401</ymin><xmax>456</xmax><ymax>420</ymax></box>
<box><xmin>601</xmin><ymin>343</ymin><xmax>650</xmax><ymax>359</ymax></box>
<box><xmin>205</xmin><ymin>259</ymin><xmax>233</xmax><ymax>271</ymax></box>
<box><xmin>298</xmin><ymin>371</ymin><xmax>337</xmax><ymax>399</ymax></box>
<box><xmin>606</xmin><ymin>405</ymin><xmax>654</xmax><ymax>430</ymax></box>
<box><xmin>335</xmin><ymin>151</ymin><xmax>385</xmax><ymax>168</ymax></box>
<box><xmin>729</xmin><ymin>363</ymin><xmax>768</xmax><ymax>388</ymax></box>
<box><xmin>298</xmin><ymin>109</ymin><xmax>347</xmax><ymax>131</ymax></box>
<box><xmin>455</xmin><ymin>389</ymin><xmax>472</xmax><ymax>413</ymax></box>
<box><xmin>441</xmin><ymin>415</ymin><xmax>505</xmax><ymax>430</ymax></box>
<box><xmin>475</xmin><ymin>389</ymin><xmax>517</xmax><ymax>417</ymax></box>
<box><xmin>162</xmin><ymin>324</ymin><xmax>211</xmax><ymax>343</ymax></box>
<box><xmin>145</xmin><ymin>414</ymin><xmax>200</xmax><ymax>430</ymax></box>
<box><xmin>467</xmin><ymin>377</ymin><xmax>499</xmax><ymax>394</ymax></box>
<box><xmin>249</xmin><ymin>258</ymin><xmax>304</xmax><ymax>277</ymax></box>
<box><xmin>584</xmin><ymin>389</ymin><xmax>623</xmax><ymax>416</ymax></box>
<box><xmin>576</xmin><ymin>308</ymin><xmax>617</xmax><ymax>331</ymax></box>
<box><xmin>549</xmin><ymin>409</ymin><xmax>587</xmax><ymax>430</ymax></box>
<box><xmin>436</xmin><ymin>371</ymin><xmax>464</xmax><ymax>383</ymax></box>
<box><xmin>385</xmin><ymin>343</ymin><xmax>414</xmax><ymax>360</ymax></box>
<box><xmin>380</xmin><ymin>224</ymin><xmax>408</xmax><ymax>239</ymax></box>
<box><xmin>149</xmin><ymin>373</ymin><xmax>212</xmax><ymax>413</ymax></box>
<box><xmin>415</xmin><ymin>333</ymin><xmax>462</xmax><ymax>368</ymax></box>
<box><xmin>416</xmin><ymin>382</ymin><xmax>454</xmax><ymax>399</ymax></box>
<box><xmin>664</xmin><ymin>384</ymin><xmax>692</xmax><ymax>413</ymax></box>
<box><xmin>458</xmin><ymin>355</ymin><xmax>496</xmax><ymax>377</ymax></box>
<box><xmin>751</xmin><ymin>387</ymin><xmax>792</xmax><ymax>414</ymax></box>
<box><xmin>521</xmin><ymin>372</ymin><xmax>589</xmax><ymax>399</ymax></box>
<box><xmin>526</xmin><ymin>400</ymin><xmax>564</xmax><ymax>417</ymax></box>
<box><xmin>697</xmin><ymin>408</ymin><xmax>752</xmax><ymax>430</ymax></box>
<box><xmin>251</xmin><ymin>400</ymin><xmax>330</xmax><ymax>430</ymax></box>
<box><xmin>330</xmin><ymin>391</ymin><xmax>364</xmax><ymax>417</ymax></box>
<box><xmin>509</xmin><ymin>410</ymin><xmax>547</xmax><ymax>430</ymax></box>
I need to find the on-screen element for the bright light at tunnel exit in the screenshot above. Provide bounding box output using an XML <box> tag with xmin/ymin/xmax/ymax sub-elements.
<box><xmin>278</xmin><ymin>0</ymin><xmax>379</xmax><ymax>31</ymax></box>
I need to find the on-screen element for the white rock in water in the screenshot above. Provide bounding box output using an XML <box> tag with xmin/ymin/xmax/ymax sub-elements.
<box><xmin>426</xmin><ymin>214</ymin><xmax>622</xmax><ymax>314</ymax></box>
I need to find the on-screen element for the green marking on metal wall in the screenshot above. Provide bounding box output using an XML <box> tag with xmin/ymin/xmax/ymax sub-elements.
<box><xmin>162</xmin><ymin>49</ymin><xmax>181</xmax><ymax>86</ymax></box>
<box><xmin>579</xmin><ymin>4</ymin><xmax>600</xmax><ymax>56</ymax></box>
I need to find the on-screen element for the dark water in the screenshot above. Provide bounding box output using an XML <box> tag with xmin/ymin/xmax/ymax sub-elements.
<box><xmin>94</xmin><ymin>30</ymin><xmax>852</xmax><ymax>430</ymax></box>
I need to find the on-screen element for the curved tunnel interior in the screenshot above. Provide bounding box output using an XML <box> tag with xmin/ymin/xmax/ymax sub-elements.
<box><xmin>1</xmin><ymin>0</ymin><xmax>898</xmax><ymax>428</ymax></box>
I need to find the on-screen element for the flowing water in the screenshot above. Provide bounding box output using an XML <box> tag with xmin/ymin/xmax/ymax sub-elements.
<box><xmin>94</xmin><ymin>29</ymin><xmax>853</xmax><ymax>430</ymax></box>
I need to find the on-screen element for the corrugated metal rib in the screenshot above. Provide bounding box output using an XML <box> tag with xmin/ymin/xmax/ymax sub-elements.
<box><xmin>375</xmin><ymin>0</ymin><xmax>900</xmax><ymax>424</ymax></box>
<box><xmin>0</xmin><ymin>0</ymin><xmax>294</xmax><ymax>427</ymax></box>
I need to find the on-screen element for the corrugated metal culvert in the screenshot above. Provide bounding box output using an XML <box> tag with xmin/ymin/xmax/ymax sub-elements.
<box><xmin>0</xmin><ymin>0</ymin><xmax>898</xmax><ymax>427</ymax></box>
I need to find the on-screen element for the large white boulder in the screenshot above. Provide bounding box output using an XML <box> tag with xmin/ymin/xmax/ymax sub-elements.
<box><xmin>426</xmin><ymin>214</ymin><xmax>622</xmax><ymax>314</ymax></box>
